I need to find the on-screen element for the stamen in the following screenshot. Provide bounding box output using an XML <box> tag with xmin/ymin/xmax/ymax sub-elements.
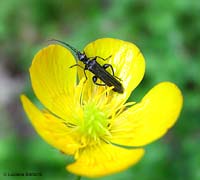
<box><xmin>77</xmin><ymin>102</ymin><xmax>110</xmax><ymax>145</ymax></box>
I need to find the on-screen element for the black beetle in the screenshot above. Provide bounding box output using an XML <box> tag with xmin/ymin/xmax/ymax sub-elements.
<box><xmin>50</xmin><ymin>39</ymin><xmax>124</xmax><ymax>93</ymax></box>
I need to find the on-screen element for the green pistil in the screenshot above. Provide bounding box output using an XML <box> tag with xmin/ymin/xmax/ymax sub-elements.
<box><xmin>80</xmin><ymin>103</ymin><xmax>109</xmax><ymax>142</ymax></box>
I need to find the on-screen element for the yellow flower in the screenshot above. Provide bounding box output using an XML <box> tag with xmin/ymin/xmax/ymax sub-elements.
<box><xmin>20</xmin><ymin>38</ymin><xmax>183</xmax><ymax>178</ymax></box>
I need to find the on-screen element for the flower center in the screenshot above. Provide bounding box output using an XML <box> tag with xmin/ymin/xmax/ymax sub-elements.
<box><xmin>78</xmin><ymin>102</ymin><xmax>110</xmax><ymax>145</ymax></box>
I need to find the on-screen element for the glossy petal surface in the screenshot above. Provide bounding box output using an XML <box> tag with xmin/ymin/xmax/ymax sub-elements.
<box><xmin>67</xmin><ymin>143</ymin><xmax>144</xmax><ymax>178</ymax></box>
<box><xmin>21</xmin><ymin>95</ymin><xmax>81</xmax><ymax>155</ymax></box>
<box><xmin>30</xmin><ymin>45</ymin><xmax>77</xmax><ymax>120</ymax></box>
<box><xmin>110</xmin><ymin>82</ymin><xmax>183</xmax><ymax>146</ymax></box>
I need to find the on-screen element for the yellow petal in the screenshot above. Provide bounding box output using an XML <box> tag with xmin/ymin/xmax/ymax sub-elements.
<box><xmin>110</xmin><ymin>82</ymin><xmax>183</xmax><ymax>147</ymax></box>
<box><xmin>79</xmin><ymin>38</ymin><xmax>145</xmax><ymax>107</ymax></box>
<box><xmin>30</xmin><ymin>45</ymin><xmax>77</xmax><ymax>120</ymax></box>
<box><xmin>20</xmin><ymin>95</ymin><xmax>81</xmax><ymax>155</ymax></box>
<box><xmin>67</xmin><ymin>143</ymin><xmax>144</xmax><ymax>178</ymax></box>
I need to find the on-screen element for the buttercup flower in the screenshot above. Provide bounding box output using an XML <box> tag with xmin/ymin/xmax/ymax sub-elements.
<box><xmin>21</xmin><ymin>38</ymin><xmax>183</xmax><ymax>178</ymax></box>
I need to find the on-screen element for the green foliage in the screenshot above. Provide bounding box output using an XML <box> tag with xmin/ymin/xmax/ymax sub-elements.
<box><xmin>0</xmin><ymin>0</ymin><xmax>199</xmax><ymax>179</ymax></box>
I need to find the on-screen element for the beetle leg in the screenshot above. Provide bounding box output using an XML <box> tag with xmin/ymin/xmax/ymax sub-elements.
<box><xmin>70</xmin><ymin>64</ymin><xmax>88</xmax><ymax>82</ymax></box>
<box><xmin>92</xmin><ymin>76</ymin><xmax>106</xmax><ymax>86</ymax></box>
<box><xmin>96</xmin><ymin>55</ymin><xmax>112</xmax><ymax>61</ymax></box>
<box><xmin>103</xmin><ymin>64</ymin><xmax>122</xmax><ymax>81</ymax></box>
<box><xmin>88</xmin><ymin>55</ymin><xmax>112</xmax><ymax>61</ymax></box>
<box><xmin>84</xmin><ymin>68</ymin><xmax>88</xmax><ymax>81</ymax></box>
<box><xmin>103</xmin><ymin>64</ymin><xmax>114</xmax><ymax>75</ymax></box>
<box><xmin>69</xmin><ymin>64</ymin><xmax>84</xmax><ymax>69</ymax></box>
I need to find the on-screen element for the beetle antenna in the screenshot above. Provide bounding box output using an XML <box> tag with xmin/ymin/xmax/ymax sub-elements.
<box><xmin>48</xmin><ymin>39</ymin><xmax>80</xmax><ymax>54</ymax></box>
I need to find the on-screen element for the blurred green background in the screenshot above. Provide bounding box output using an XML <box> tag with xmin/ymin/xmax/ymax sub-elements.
<box><xmin>0</xmin><ymin>0</ymin><xmax>200</xmax><ymax>179</ymax></box>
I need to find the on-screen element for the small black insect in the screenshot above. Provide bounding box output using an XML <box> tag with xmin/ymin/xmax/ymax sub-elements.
<box><xmin>50</xmin><ymin>39</ymin><xmax>124</xmax><ymax>93</ymax></box>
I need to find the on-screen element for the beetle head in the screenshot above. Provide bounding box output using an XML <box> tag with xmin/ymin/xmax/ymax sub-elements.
<box><xmin>77</xmin><ymin>52</ymin><xmax>87</xmax><ymax>62</ymax></box>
